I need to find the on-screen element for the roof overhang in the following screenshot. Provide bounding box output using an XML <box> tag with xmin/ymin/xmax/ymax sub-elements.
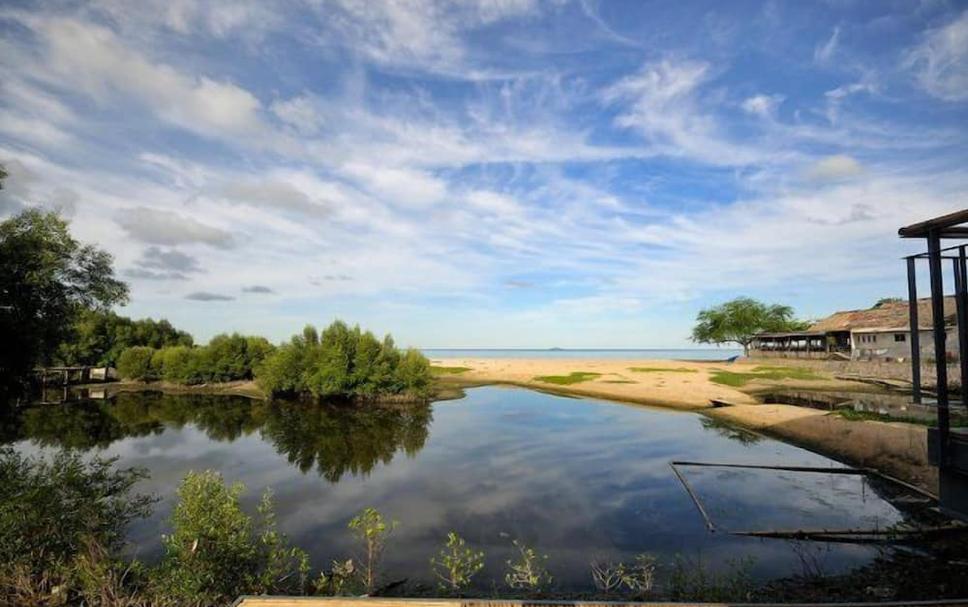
<box><xmin>899</xmin><ymin>209</ymin><xmax>968</xmax><ymax>239</ymax></box>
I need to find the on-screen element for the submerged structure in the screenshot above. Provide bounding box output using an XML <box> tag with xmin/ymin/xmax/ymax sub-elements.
<box><xmin>900</xmin><ymin>209</ymin><xmax>968</xmax><ymax>520</ymax></box>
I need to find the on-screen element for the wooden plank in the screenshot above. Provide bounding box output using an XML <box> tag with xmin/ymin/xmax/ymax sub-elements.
<box><xmin>899</xmin><ymin>209</ymin><xmax>968</xmax><ymax>238</ymax></box>
<box><xmin>234</xmin><ymin>596</ymin><xmax>968</xmax><ymax>607</ymax></box>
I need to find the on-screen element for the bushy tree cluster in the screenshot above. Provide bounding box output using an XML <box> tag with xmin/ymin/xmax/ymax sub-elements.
<box><xmin>0</xmin><ymin>207</ymin><xmax>127</xmax><ymax>401</ymax></box>
<box><xmin>256</xmin><ymin>321</ymin><xmax>431</xmax><ymax>401</ymax></box>
<box><xmin>57</xmin><ymin>309</ymin><xmax>193</xmax><ymax>367</ymax></box>
<box><xmin>117</xmin><ymin>334</ymin><xmax>274</xmax><ymax>384</ymax></box>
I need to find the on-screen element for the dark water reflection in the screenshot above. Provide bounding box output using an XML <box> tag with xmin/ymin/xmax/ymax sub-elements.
<box><xmin>4</xmin><ymin>387</ymin><xmax>923</xmax><ymax>591</ymax></box>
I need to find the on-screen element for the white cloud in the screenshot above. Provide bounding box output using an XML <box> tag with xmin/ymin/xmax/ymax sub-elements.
<box><xmin>27</xmin><ymin>17</ymin><xmax>266</xmax><ymax>138</ymax></box>
<box><xmin>270</xmin><ymin>95</ymin><xmax>324</xmax><ymax>134</ymax></box>
<box><xmin>341</xmin><ymin>162</ymin><xmax>447</xmax><ymax>207</ymax></box>
<box><xmin>805</xmin><ymin>154</ymin><xmax>863</xmax><ymax>182</ymax></box>
<box><xmin>814</xmin><ymin>26</ymin><xmax>840</xmax><ymax>64</ymax></box>
<box><xmin>115</xmin><ymin>207</ymin><xmax>234</xmax><ymax>248</ymax></box>
<box><xmin>741</xmin><ymin>93</ymin><xmax>784</xmax><ymax>118</ymax></box>
<box><xmin>90</xmin><ymin>0</ymin><xmax>282</xmax><ymax>40</ymax></box>
<box><xmin>904</xmin><ymin>10</ymin><xmax>968</xmax><ymax>101</ymax></box>
<box><xmin>313</xmin><ymin>0</ymin><xmax>538</xmax><ymax>75</ymax></box>
<box><xmin>602</xmin><ymin>59</ymin><xmax>766</xmax><ymax>165</ymax></box>
<box><xmin>221</xmin><ymin>179</ymin><xmax>331</xmax><ymax>217</ymax></box>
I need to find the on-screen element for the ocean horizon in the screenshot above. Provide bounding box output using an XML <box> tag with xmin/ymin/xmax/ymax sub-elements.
<box><xmin>421</xmin><ymin>347</ymin><xmax>743</xmax><ymax>360</ymax></box>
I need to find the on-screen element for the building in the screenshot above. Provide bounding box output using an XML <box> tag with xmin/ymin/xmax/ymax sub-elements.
<box><xmin>750</xmin><ymin>297</ymin><xmax>959</xmax><ymax>361</ymax></box>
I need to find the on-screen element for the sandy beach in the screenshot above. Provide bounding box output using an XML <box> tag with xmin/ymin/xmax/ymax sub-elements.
<box><xmin>430</xmin><ymin>357</ymin><xmax>857</xmax><ymax>409</ymax></box>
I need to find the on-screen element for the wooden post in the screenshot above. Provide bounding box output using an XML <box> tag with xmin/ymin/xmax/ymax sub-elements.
<box><xmin>928</xmin><ymin>231</ymin><xmax>950</xmax><ymax>466</ymax></box>
<box><xmin>908</xmin><ymin>257</ymin><xmax>922</xmax><ymax>404</ymax></box>
<box><xmin>957</xmin><ymin>245</ymin><xmax>968</xmax><ymax>409</ymax></box>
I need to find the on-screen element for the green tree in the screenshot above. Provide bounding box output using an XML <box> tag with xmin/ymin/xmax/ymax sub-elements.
<box><xmin>255</xmin><ymin>321</ymin><xmax>431</xmax><ymax>402</ymax></box>
<box><xmin>691</xmin><ymin>297</ymin><xmax>808</xmax><ymax>356</ymax></box>
<box><xmin>57</xmin><ymin>309</ymin><xmax>193</xmax><ymax>367</ymax></box>
<box><xmin>0</xmin><ymin>207</ymin><xmax>128</xmax><ymax>399</ymax></box>
<box><xmin>117</xmin><ymin>346</ymin><xmax>158</xmax><ymax>381</ymax></box>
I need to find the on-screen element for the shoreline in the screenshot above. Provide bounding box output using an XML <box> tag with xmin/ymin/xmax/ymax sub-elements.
<box><xmin>432</xmin><ymin>357</ymin><xmax>937</xmax><ymax>494</ymax></box>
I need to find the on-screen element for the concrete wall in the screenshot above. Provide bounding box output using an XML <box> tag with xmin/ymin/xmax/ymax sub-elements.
<box><xmin>852</xmin><ymin>328</ymin><xmax>960</xmax><ymax>362</ymax></box>
<box><xmin>750</xmin><ymin>356</ymin><xmax>962</xmax><ymax>388</ymax></box>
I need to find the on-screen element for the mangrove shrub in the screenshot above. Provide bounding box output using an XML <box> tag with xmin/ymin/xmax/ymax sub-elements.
<box><xmin>155</xmin><ymin>470</ymin><xmax>309</xmax><ymax>603</ymax></box>
<box><xmin>0</xmin><ymin>448</ymin><xmax>154</xmax><ymax>603</ymax></box>
<box><xmin>117</xmin><ymin>333</ymin><xmax>275</xmax><ymax>384</ymax></box>
<box><xmin>256</xmin><ymin>321</ymin><xmax>432</xmax><ymax>401</ymax></box>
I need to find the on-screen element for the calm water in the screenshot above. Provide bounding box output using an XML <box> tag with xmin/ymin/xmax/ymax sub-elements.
<box><xmin>4</xmin><ymin>387</ymin><xmax>922</xmax><ymax>591</ymax></box>
<box><xmin>422</xmin><ymin>348</ymin><xmax>742</xmax><ymax>360</ymax></box>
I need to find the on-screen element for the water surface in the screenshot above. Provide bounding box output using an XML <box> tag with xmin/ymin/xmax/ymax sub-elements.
<box><xmin>4</xmin><ymin>386</ymin><xmax>925</xmax><ymax>591</ymax></box>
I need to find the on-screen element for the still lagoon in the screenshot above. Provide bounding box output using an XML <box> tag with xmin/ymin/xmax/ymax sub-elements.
<box><xmin>4</xmin><ymin>386</ymin><xmax>914</xmax><ymax>591</ymax></box>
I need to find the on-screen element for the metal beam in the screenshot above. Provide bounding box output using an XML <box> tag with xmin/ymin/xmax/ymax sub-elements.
<box><xmin>907</xmin><ymin>257</ymin><xmax>922</xmax><ymax>404</ymax></box>
<box><xmin>928</xmin><ymin>231</ymin><xmax>950</xmax><ymax>466</ymax></box>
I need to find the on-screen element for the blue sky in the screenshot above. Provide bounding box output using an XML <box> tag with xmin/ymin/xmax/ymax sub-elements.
<box><xmin>1</xmin><ymin>0</ymin><xmax>967</xmax><ymax>347</ymax></box>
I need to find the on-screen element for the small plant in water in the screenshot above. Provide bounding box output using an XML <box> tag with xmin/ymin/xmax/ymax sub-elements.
<box><xmin>430</xmin><ymin>532</ymin><xmax>485</xmax><ymax>593</ymax></box>
<box><xmin>590</xmin><ymin>554</ymin><xmax>655</xmax><ymax>595</ymax></box>
<box><xmin>348</xmin><ymin>507</ymin><xmax>397</xmax><ymax>594</ymax></box>
<box><xmin>504</xmin><ymin>539</ymin><xmax>552</xmax><ymax>592</ymax></box>
<box><xmin>315</xmin><ymin>559</ymin><xmax>363</xmax><ymax>596</ymax></box>
<box><xmin>668</xmin><ymin>554</ymin><xmax>755</xmax><ymax>602</ymax></box>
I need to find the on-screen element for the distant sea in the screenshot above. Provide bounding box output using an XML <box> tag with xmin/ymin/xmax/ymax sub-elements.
<box><xmin>421</xmin><ymin>348</ymin><xmax>742</xmax><ymax>361</ymax></box>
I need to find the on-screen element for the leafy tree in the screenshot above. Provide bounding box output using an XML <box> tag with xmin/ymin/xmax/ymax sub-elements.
<box><xmin>0</xmin><ymin>208</ymin><xmax>128</xmax><ymax>399</ymax></box>
<box><xmin>691</xmin><ymin>297</ymin><xmax>808</xmax><ymax>355</ymax></box>
<box><xmin>256</xmin><ymin>321</ymin><xmax>431</xmax><ymax>401</ymax></box>
<box><xmin>117</xmin><ymin>346</ymin><xmax>158</xmax><ymax>381</ymax></box>
<box><xmin>57</xmin><ymin>309</ymin><xmax>192</xmax><ymax>367</ymax></box>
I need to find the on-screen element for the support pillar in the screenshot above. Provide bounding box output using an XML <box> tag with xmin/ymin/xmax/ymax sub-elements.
<box><xmin>908</xmin><ymin>257</ymin><xmax>922</xmax><ymax>404</ymax></box>
<box><xmin>928</xmin><ymin>231</ymin><xmax>950</xmax><ymax>465</ymax></box>
<box><xmin>957</xmin><ymin>246</ymin><xmax>968</xmax><ymax>409</ymax></box>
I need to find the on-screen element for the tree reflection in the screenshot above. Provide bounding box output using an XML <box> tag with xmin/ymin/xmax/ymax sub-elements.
<box><xmin>1</xmin><ymin>393</ymin><xmax>431</xmax><ymax>481</ymax></box>
<box><xmin>698</xmin><ymin>416</ymin><xmax>763</xmax><ymax>446</ymax></box>
<box><xmin>260</xmin><ymin>402</ymin><xmax>432</xmax><ymax>481</ymax></box>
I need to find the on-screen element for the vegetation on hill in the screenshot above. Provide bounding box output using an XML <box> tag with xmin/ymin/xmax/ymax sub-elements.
<box><xmin>256</xmin><ymin>321</ymin><xmax>432</xmax><ymax>401</ymax></box>
<box><xmin>691</xmin><ymin>297</ymin><xmax>810</xmax><ymax>355</ymax></box>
